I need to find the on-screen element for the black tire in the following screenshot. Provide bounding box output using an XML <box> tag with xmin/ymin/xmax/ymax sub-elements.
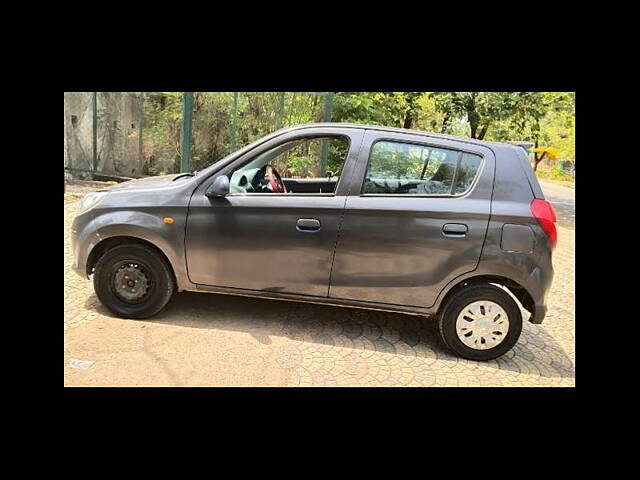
<box><xmin>93</xmin><ymin>243</ymin><xmax>175</xmax><ymax>319</ymax></box>
<box><xmin>437</xmin><ymin>284</ymin><xmax>522</xmax><ymax>361</ymax></box>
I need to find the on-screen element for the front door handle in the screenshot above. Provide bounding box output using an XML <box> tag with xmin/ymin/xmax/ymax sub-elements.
<box><xmin>442</xmin><ymin>223</ymin><xmax>468</xmax><ymax>237</ymax></box>
<box><xmin>296</xmin><ymin>218</ymin><xmax>321</xmax><ymax>232</ymax></box>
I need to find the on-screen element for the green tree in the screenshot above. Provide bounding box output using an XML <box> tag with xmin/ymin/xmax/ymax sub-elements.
<box><xmin>430</xmin><ymin>92</ymin><xmax>520</xmax><ymax>139</ymax></box>
<box><xmin>332</xmin><ymin>92</ymin><xmax>424</xmax><ymax>128</ymax></box>
<box><xmin>510</xmin><ymin>92</ymin><xmax>574</xmax><ymax>170</ymax></box>
<box><xmin>134</xmin><ymin>91</ymin><xmax>574</xmax><ymax>179</ymax></box>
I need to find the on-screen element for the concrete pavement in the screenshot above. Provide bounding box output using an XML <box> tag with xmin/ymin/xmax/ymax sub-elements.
<box><xmin>539</xmin><ymin>180</ymin><xmax>574</xmax><ymax>230</ymax></box>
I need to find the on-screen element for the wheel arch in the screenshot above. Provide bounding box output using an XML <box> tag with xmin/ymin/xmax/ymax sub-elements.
<box><xmin>434</xmin><ymin>274</ymin><xmax>535</xmax><ymax>318</ymax></box>
<box><xmin>86</xmin><ymin>236</ymin><xmax>176</xmax><ymax>285</ymax></box>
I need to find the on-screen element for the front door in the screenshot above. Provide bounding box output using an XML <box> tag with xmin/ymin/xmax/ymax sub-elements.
<box><xmin>185</xmin><ymin>127</ymin><xmax>364</xmax><ymax>297</ymax></box>
<box><xmin>329</xmin><ymin>131</ymin><xmax>495</xmax><ymax>308</ymax></box>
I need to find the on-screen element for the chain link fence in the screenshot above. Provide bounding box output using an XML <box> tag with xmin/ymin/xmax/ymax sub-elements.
<box><xmin>64</xmin><ymin>92</ymin><xmax>333</xmax><ymax>181</ymax></box>
<box><xmin>64</xmin><ymin>92</ymin><xmax>95</xmax><ymax>175</ymax></box>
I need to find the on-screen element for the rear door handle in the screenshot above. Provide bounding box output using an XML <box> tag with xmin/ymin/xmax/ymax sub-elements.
<box><xmin>442</xmin><ymin>223</ymin><xmax>468</xmax><ymax>237</ymax></box>
<box><xmin>296</xmin><ymin>218</ymin><xmax>321</xmax><ymax>232</ymax></box>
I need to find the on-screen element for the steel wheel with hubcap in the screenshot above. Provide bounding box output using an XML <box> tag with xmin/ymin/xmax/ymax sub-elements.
<box><xmin>438</xmin><ymin>284</ymin><xmax>522</xmax><ymax>361</ymax></box>
<box><xmin>455</xmin><ymin>300</ymin><xmax>509</xmax><ymax>350</ymax></box>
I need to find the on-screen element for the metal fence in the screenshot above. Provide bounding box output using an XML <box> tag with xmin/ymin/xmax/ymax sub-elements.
<box><xmin>64</xmin><ymin>92</ymin><xmax>334</xmax><ymax>181</ymax></box>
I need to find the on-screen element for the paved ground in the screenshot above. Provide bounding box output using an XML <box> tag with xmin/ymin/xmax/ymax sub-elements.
<box><xmin>539</xmin><ymin>180</ymin><xmax>575</xmax><ymax>229</ymax></box>
<box><xmin>64</xmin><ymin>181</ymin><xmax>575</xmax><ymax>386</ymax></box>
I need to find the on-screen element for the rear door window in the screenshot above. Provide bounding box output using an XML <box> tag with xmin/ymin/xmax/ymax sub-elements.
<box><xmin>454</xmin><ymin>153</ymin><xmax>483</xmax><ymax>194</ymax></box>
<box><xmin>362</xmin><ymin>141</ymin><xmax>482</xmax><ymax>195</ymax></box>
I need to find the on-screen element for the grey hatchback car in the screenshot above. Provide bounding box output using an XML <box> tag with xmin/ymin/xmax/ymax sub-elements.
<box><xmin>71</xmin><ymin>123</ymin><xmax>557</xmax><ymax>361</ymax></box>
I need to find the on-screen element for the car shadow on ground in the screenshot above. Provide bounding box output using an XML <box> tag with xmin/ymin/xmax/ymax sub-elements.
<box><xmin>86</xmin><ymin>291</ymin><xmax>575</xmax><ymax>381</ymax></box>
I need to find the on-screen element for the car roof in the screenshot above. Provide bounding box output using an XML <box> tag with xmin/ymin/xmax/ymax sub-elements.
<box><xmin>280</xmin><ymin>123</ymin><xmax>519</xmax><ymax>150</ymax></box>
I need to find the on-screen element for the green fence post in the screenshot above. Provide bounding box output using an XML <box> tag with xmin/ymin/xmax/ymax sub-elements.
<box><xmin>277</xmin><ymin>92</ymin><xmax>285</xmax><ymax>129</ymax></box>
<box><xmin>181</xmin><ymin>92</ymin><xmax>194</xmax><ymax>173</ymax></box>
<box><xmin>138</xmin><ymin>92</ymin><xmax>144</xmax><ymax>176</ymax></box>
<box><xmin>92</xmin><ymin>92</ymin><xmax>98</xmax><ymax>174</ymax></box>
<box><xmin>231</xmin><ymin>92</ymin><xmax>238</xmax><ymax>152</ymax></box>
<box><xmin>320</xmin><ymin>92</ymin><xmax>334</xmax><ymax>175</ymax></box>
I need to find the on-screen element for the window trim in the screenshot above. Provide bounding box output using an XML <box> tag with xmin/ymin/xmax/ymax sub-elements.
<box><xmin>359</xmin><ymin>138</ymin><xmax>485</xmax><ymax>198</ymax></box>
<box><xmin>223</xmin><ymin>134</ymin><xmax>352</xmax><ymax>198</ymax></box>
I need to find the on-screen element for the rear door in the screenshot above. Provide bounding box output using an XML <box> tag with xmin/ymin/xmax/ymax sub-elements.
<box><xmin>329</xmin><ymin>130</ymin><xmax>495</xmax><ymax>308</ymax></box>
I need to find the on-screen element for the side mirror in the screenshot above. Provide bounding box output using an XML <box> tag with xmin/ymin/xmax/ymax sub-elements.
<box><xmin>206</xmin><ymin>175</ymin><xmax>230</xmax><ymax>197</ymax></box>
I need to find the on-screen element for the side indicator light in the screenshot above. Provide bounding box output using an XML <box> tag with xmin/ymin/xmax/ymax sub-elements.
<box><xmin>163</xmin><ymin>217</ymin><xmax>174</xmax><ymax>224</ymax></box>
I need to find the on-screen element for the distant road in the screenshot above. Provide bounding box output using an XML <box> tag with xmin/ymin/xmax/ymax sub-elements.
<box><xmin>538</xmin><ymin>180</ymin><xmax>575</xmax><ymax>229</ymax></box>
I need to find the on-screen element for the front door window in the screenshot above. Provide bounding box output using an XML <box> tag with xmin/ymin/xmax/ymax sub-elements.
<box><xmin>228</xmin><ymin>136</ymin><xmax>350</xmax><ymax>194</ymax></box>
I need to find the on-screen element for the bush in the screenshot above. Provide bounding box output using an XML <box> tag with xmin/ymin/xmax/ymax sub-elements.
<box><xmin>536</xmin><ymin>164</ymin><xmax>574</xmax><ymax>183</ymax></box>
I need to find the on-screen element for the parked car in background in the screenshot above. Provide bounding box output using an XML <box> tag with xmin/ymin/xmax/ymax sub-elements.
<box><xmin>71</xmin><ymin>124</ymin><xmax>557</xmax><ymax>361</ymax></box>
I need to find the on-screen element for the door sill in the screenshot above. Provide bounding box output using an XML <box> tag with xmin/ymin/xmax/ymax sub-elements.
<box><xmin>188</xmin><ymin>283</ymin><xmax>433</xmax><ymax>317</ymax></box>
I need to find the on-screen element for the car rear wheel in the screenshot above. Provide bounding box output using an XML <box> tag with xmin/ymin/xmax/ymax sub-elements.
<box><xmin>93</xmin><ymin>244</ymin><xmax>175</xmax><ymax>319</ymax></box>
<box><xmin>437</xmin><ymin>284</ymin><xmax>522</xmax><ymax>361</ymax></box>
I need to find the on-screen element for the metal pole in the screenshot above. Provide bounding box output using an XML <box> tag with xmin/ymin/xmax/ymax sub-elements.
<box><xmin>180</xmin><ymin>92</ymin><xmax>194</xmax><ymax>173</ymax></box>
<box><xmin>277</xmin><ymin>92</ymin><xmax>285</xmax><ymax>129</ymax></box>
<box><xmin>138</xmin><ymin>92</ymin><xmax>144</xmax><ymax>176</ymax></box>
<box><xmin>322</xmin><ymin>92</ymin><xmax>334</xmax><ymax>123</ymax></box>
<box><xmin>231</xmin><ymin>92</ymin><xmax>238</xmax><ymax>152</ymax></box>
<box><xmin>92</xmin><ymin>92</ymin><xmax>98</xmax><ymax>174</ymax></box>
<box><xmin>320</xmin><ymin>92</ymin><xmax>334</xmax><ymax>175</ymax></box>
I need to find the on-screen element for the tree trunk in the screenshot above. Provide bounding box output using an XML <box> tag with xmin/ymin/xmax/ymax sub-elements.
<box><xmin>440</xmin><ymin>113</ymin><xmax>450</xmax><ymax>133</ymax></box>
<box><xmin>403</xmin><ymin>94</ymin><xmax>415</xmax><ymax>129</ymax></box>
<box><xmin>470</xmin><ymin>122</ymin><xmax>478</xmax><ymax>139</ymax></box>
<box><xmin>469</xmin><ymin>112</ymin><xmax>479</xmax><ymax>138</ymax></box>
<box><xmin>533</xmin><ymin>152</ymin><xmax>547</xmax><ymax>171</ymax></box>
<box><xmin>468</xmin><ymin>93</ymin><xmax>478</xmax><ymax>138</ymax></box>
<box><xmin>532</xmin><ymin>138</ymin><xmax>545</xmax><ymax>171</ymax></box>
<box><xmin>477</xmin><ymin>124</ymin><xmax>489</xmax><ymax>140</ymax></box>
<box><xmin>403</xmin><ymin>116</ymin><xmax>413</xmax><ymax>129</ymax></box>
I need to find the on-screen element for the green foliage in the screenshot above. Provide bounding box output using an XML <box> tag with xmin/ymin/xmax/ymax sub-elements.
<box><xmin>138</xmin><ymin>91</ymin><xmax>575</xmax><ymax>176</ymax></box>
<box><xmin>430</xmin><ymin>92</ymin><xmax>520</xmax><ymax>139</ymax></box>
<box><xmin>327</xmin><ymin>140</ymin><xmax>348</xmax><ymax>177</ymax></box>
<box><xmin>333</xmin><ymin>92</ymin><xmax>399</xmax><ymax>126</ymax></box>
<box><xmin>540</xmin><ymin>103</ymin><xmax>575</xmax><ymax>163</ymax></box>
<box><xmin>536</xmin><ymin>164</ymin><xmax>574</xmax><ymax>183</ymax></box>
<box><xmin>282</xmin><ymin>155</ymin><xmax>315</xmax><ymax>177</ymax></box>
<box><xmin>332</xmin><ymin>92</ymin><xmax>425</xmax><ymax>128</ymax></box>
<box><xmin>269</xmin><ymin>137</ymin><xmax>350</xmax><ymax>179</ymax></box>
<box><xmin>142</xmin><ymin>92</ymin><xmax>183</xmax><ymax>174</ymax></box>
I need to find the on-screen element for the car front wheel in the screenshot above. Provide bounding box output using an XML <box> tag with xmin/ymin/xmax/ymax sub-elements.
<box><xmin>437</xmin><ymin>284</ymin><xmax>522</xmax><ymax>361</ymax></box>
<box><xmin>93</xmin><ymin>243</ymin><xmax>175</xmax><ymax>319</ymax></box>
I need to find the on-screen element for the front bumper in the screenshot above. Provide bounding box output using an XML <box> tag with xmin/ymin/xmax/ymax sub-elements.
<box><xmin>71</xmin><ymin>260</ymin><xmax>87</xmax><ymax>279</ymax></box>
<box><xmin>70</xmin><ymin>216</ymin><xmax>89</xmax><ymax>279</ymax></box>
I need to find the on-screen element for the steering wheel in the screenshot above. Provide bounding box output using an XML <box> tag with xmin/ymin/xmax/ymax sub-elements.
<box><xmin>265</xmin><ymin>164</ymin><xmax>287</xmax><ymax>193</ymax></box>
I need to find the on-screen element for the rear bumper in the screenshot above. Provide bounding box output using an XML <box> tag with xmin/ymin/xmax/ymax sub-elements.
<box><xmin>529</xmin><ymin>304</ymin><xmax>547</xmax><ymax>324</ymax></box>
<box><xmin>523</xmin><ymin>263</ymin><xmax>553</xmax><ymax>324</ymax></box>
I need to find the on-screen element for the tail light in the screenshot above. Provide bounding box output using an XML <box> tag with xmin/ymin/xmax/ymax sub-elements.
<box><xmin>531</xmin><ymin>199</ymin><xmax>558</xmax><ymax>249</ymax></box>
